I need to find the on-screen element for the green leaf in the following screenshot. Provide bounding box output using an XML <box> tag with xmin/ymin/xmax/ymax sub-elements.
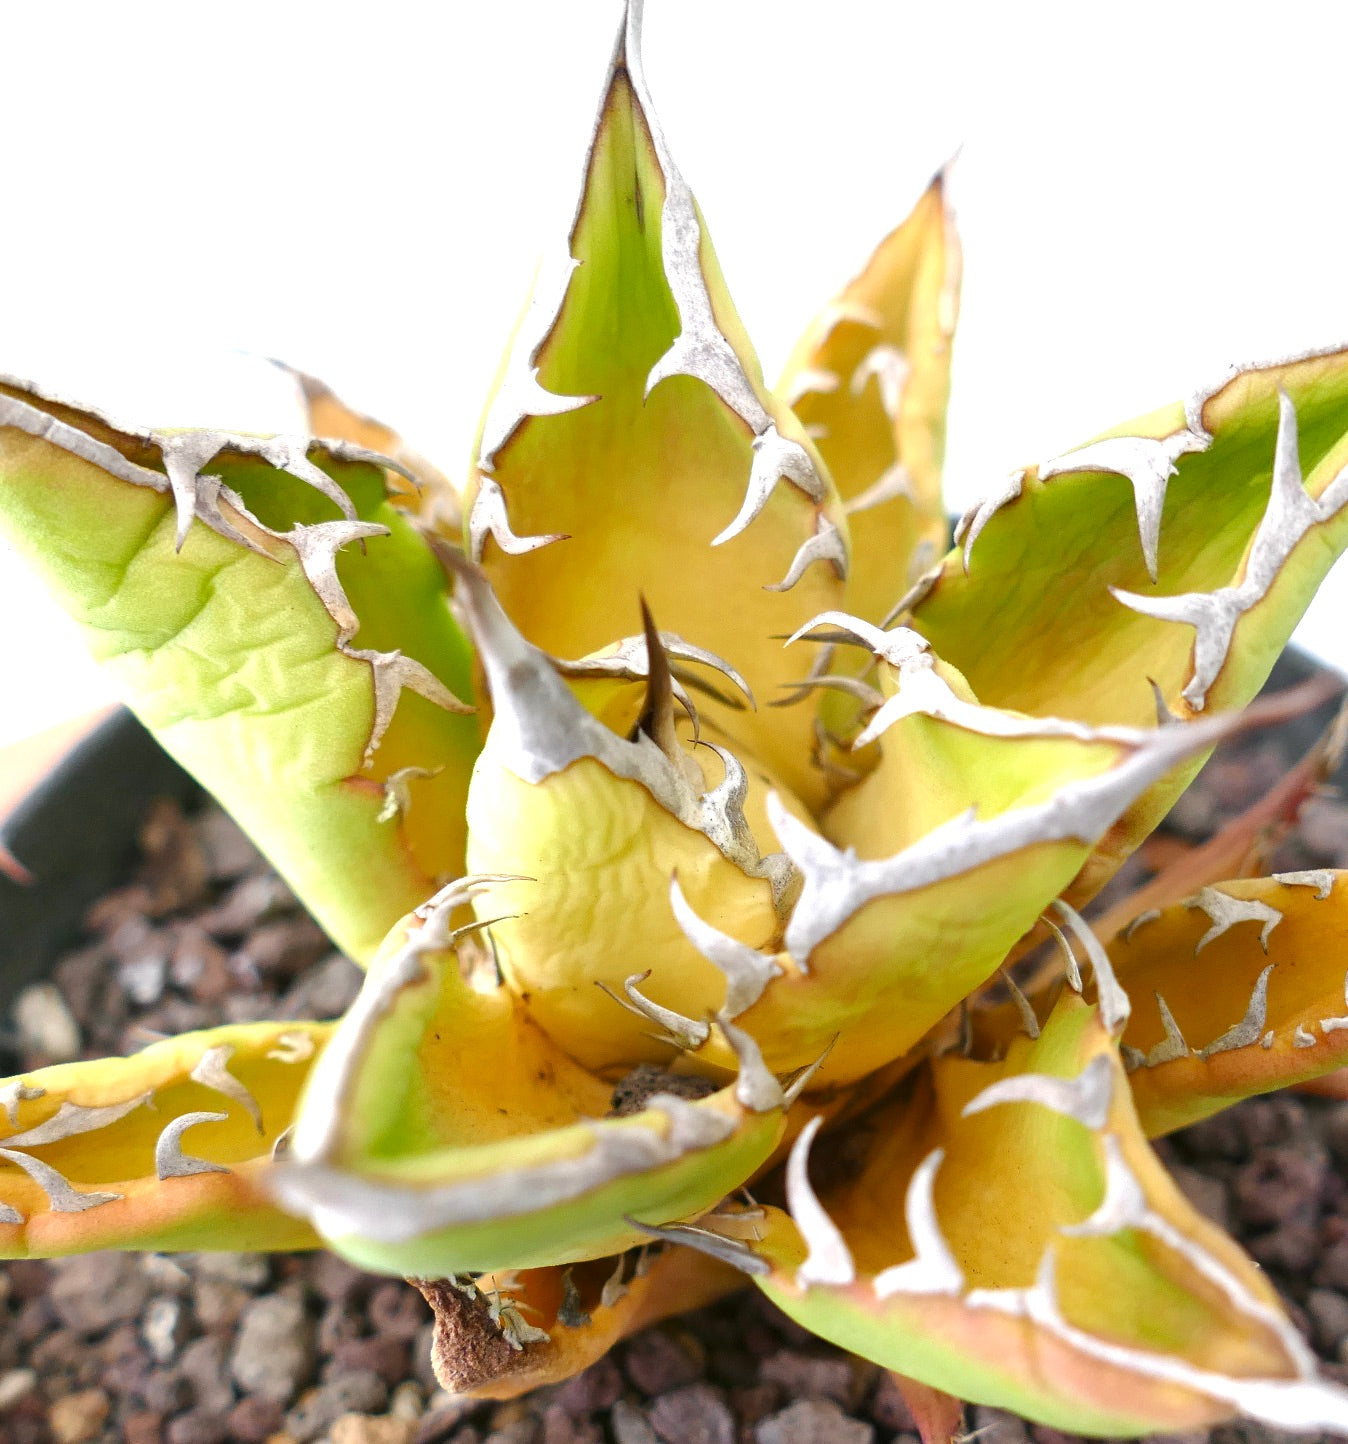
<box><xmin>778</xmin><ymin>169</ymin><xmax>959</xmax><ymax>627</ymax></box>
<box><xmin>726</xmin><ymin>620</ymin><xmax>1258</xmax><ymax>1087</ymax></box>
<box><xmin>1108</xmin><ymin>870</ymin><xmax>1348</xmax><ymax>1135</ymax></box>
<box><xmin>462</xmin><ymin>5</ymin><xmax>847</xmax><ymax>808</ymax></box>
<box><xmin>270</xmin><ymin>881</ymin><xmax>786</xmax><ymax>1276</ymax></box>
<box><xmin>908</xmin><ymin>347</ymin><xmax>1348</xmax><ymax>903</ymax></box>
<box><xmin>0</xmin><ymin>378</ymin><xmax>481</xmax><ymax>963</ymax></box>
<box><xmin>749</xmin><ymin>996</ymin><xmax>1348</xmax><ymax>1436</ymax></box>
<box><xmin>0</xmin><ymin>1021</ymin><xmax>329</xmax><ymax>1256</ymax></box>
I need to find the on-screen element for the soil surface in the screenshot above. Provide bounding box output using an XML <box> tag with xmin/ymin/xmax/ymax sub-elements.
<box><xmin>3</xmin><ymin>670</ymin><xmax>1348</xmax><ymax>1444</ymax></box>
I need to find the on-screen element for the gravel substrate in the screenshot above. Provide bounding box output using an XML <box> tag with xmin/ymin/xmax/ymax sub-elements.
<box><xmin>3</xmin><ymin>702</ymin><xmax>1348</xmax><ymax>1444</ymax></box>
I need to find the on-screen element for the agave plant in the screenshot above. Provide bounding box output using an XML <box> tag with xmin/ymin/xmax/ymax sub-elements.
<box><xmin>6</xmin><ymin>3</ymin><xmax>1348</xmax><ymax>1438</ymax></box>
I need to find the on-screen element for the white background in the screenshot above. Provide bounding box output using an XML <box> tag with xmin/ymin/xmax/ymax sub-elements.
<box><xmin>2</xmin><ymin>1</ymin><xmax>1346</xmax><ymax>745</ymax></box>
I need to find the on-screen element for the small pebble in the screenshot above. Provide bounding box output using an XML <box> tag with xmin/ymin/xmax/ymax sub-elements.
<box><xmin>1178</xmin><ymin>1109</ymin><xmax>1246</xmax><ymax>1163</ymax></box>
<box><xmin>1250</xmin><ymin>1220</ymin><xmax>1319</xmax><ymax>1273</ymax></box>
<box><xmin>333</xmin><ymin>1335</ymin><xmax>412</xmax><ymax>1386</ymax></box>
<box><xmin>225</xmin><ymin>1393</ymin><xmax>284</xmax><ymax>1442</ymax></box>
<box><xmin>5</xmin><ymin>1260</ymin><xmax>49</xmax><ymax>1302</ymax></box>
<box><xmin>389</xmin><ymin>1381</ymin><xmax>425</xmax><ymax>1422</ymax></box>
<box><xmin>755</xmin><ymin>1398</ymin><xmax>874</xmax><ymax>1444</ymax></box>
<box><xmin>1232</xmin><ymin>1148</ymin><xmax>1326</xmax><ymax>1228</ymax></box>
<box><xmin>231</xmin><ymin>1292</ymin><xmax>316</xmax><ymax>1403</ymax></box>
<box><xmin>165</xmin><ymin>1406</ymin><xmax>229</xmax><ymax>1444</ymax></box>
<box><xmin>140</xmin><ymin>1254</ymin><xmax>192</xmax><ymax>1294</ymax></box>
<box><xmin>647</xmin><ymin>1383</ymin><xmax>735</xmax><ymax>1444</ymax></box>
<box><xmin>106</xmin><ymin>910</ymin><xmax>159</xmax><ymax>965</ymax></box>
<box><xmin>730</xmin><ymin>1383</ymin><xmax>782</xmax><ymax>1432</ymax></box>
<box><xmin>171</xmin><ymin>926</ymin><xmax>234</xmax><ymax>1003</ymax></box>
<box><xmin>194</xmin><ymin>1278</ymin><xmax>252</xmax><ymax>1331</ymax></box>
<box><xmin>236</xmin><ymin>916</ymin><xmax>329</xmax><ymax>978</ymax></box>
<box><xmin>124</xmin><ymin>1410</ymin><xmax>167</xmax><ymax>1444</ymax></box>
<box><xmin>311</xmin><ymin>1253</ymin><xmax>367</xmax><ymax>1304</ymax></box>
<box><xmin>368</xmin><ymin>1282</ymin><xmax>430</xmax><ymax>1342</ymax></box>
<box><xmin>143</xmin><ymin>1296</ymin><xmax>189</xmax><ymax>1364</ymax></box>
<box><xmin>866</xmin><ymin>1371</ymin><xmax>915</xmax><ymax>1432</ymax></box>
<box><xmin>610</xmin><ymin>1400</ymin><xmax>660</xmax><ymax>1444</ymax></box>
<box><xmin>13</xmin><ymin>981</ymin><xmax>81</xmax><ymax>1060</ymax></box>
<box><xmin>414</xmin><ymin>1392</ymin><xmax>477</xmax><ymax>1442</ymax></box>
<box><xmin>624</xmin><ymin>1329</ymin><xmax>703</xmax><ymax>1395</ymax></box>
<box><xmin>330</xmin><ymin>1415</ymin><xmax>416</xmax><ymax>1444</ymax></box>
<box><xmin>760</xmin><ymin>1351</ymin><xmax>855</xmax><ymax>1405</ymax></box>
<box><xmin>1166</xmin><ymin>1161</ymin><xmax>1232</xmax><ymax>1232</ymax></box>
<box><xmin>13</xmin><ymin>1295</ymin><xmax>54</xmax><ymax>1345</ymax></box>
<box><xmin>192</xmin><ymin>810</ymin><xmax>262</xmax><ymax>880</ymax></box>
<box><xmin>1326</xmin><ymin>1105</ymin><xmax>1348</xmax><ymax>1169</ymax></box>
<box><xmin>30</xmin><ymin>1324</ymin><xmax>89</xmax><ymax>1385</ymax></box>
<box><xmin>1237</xmin><ymin>1097</ymin><xmax>1309</xmax><ymax>1154</ymax></box>
<box><xmin>0</xmin><ymin>1368</ymin><xmax>37</xmax><ymax>1410</ymax></box>
<box><xmin>1297</xmin><ymin>796</ymin><xmax>1348</xmax><ymax>864</ymax></box>
<box><xmin>1317</xmin><ymin>1236</ymin><xmax>1348</xmax><ymax>1292</ymax></box>
<box><xmin>970</xmin><ymin>1405</ymin><xmax>1032</xmax><ymax>1443</ymax></box>
<box><xmin>541</xmin><ymin>1404</ymin><xmax>602</xmax><ymax>1444</ymax></box>
<box><xmin>198</xmin><ymin>873</ymin><xmax>294</xmax><ymax>936</ymax></box>
<box><xmin>177</xmin><ymin>1334</ymin><xmax>235</xmax><ymax>1416</ymax></box>
<box><xmin>279</xmin><ymin>952</ymin><xmax>362</xmax><ymax>1019</ymax></box>
<box><xmin>412</xmin><ymin>1324</ymin><xmax>441</xmax><ymax>1397</ymax></box>
<box><xmin>285</xmin><ymin>1372</ymin><xmax>389</xmax><ymax>1442</ymax></box>
<box><xmin>46</xmin><ymin>1388</ymin><xmax>110</xmax><ymax>1444</ymax></box>
<box><xmin>140</xmin><ymin>1367</ymin><xmax>193</xmax><ymax>1415</ymax></box>
<box><xmin>50</xmin><ymin>1253</ymin><xmax>151</xmax><ymax>1336</ymax></box>
<box><xmin>319</xmin><ymin>1297</ymin><xmax>363</xmax><ymax>1352</ymax></box>
<box><xmin>50</xmin><ymin>945</ymin><xmax>111</xmax><ymax>1034</ymax></box>
<box><xmin>481</xmin><ymin>1419</ymin><xmax>538</xmax><ymax>1444</ymax></box>
<box><xmin>117</xmin><ymin>950</ymin><xmax>168</xmax><ymax>1006</ymax></box>
<box><xmin>193</xmin><ymin>1252</ymin><xmax>270</xmax><ymax>1289</ymax></box>
<box><xmin>553</xmin><ymin>1357</ymin><xmax>622</xmax><ymax>1415</ymax></box>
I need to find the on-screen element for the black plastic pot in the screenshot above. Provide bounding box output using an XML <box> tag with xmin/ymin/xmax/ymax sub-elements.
<box><xmin>0</xmin><ymin>709</ymin><xmax>201</xmax><ymax>1007</ymax></box>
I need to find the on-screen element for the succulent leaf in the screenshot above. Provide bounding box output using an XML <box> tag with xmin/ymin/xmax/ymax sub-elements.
<box><xmin>277</xmin><ymin>359</ymin><xmax>461</xmax><ymax>534</ymax></box>
<box><xmin>0</xmin><ymin>377</ymin><xmax>481</xmax><ymax>963</ymax></box>
<box><xmin>270</xmin><ymin>882</ymin><xmax>785</xmax><ymax>1276</ymax></box>
<box><xmin>1084</xmin><ymin>697</ymin><xmax>1347</xmax><ymax>949</ymax></box>
<box><xmin>443</xmin><ymin>553</ymin><xmax>797</xmax><ymax>1075</ymax></box>
<box><xmin>910</xmin><ymin>348</ymin><xmax>1348</xmax><ymax>901</ymax></box>
<box><xmin>778</xmin><ymin>170</ymin><xmax>959</xmax><ymax>626</ymax></box>
<box><xmin>730</xmin><ymin>674</ymin><xmax>1263</xmax><ymax>1088</ymax></box>
<box><xmin>1101</xmin><ymin>871</ymin><xmax>1348</xmax><ymax>1135</ymax></box>
<box><xmin>462</xmin><ymin>4</ymin><xmax>847</xmax><ymax>807</ymax></box>
<box><xmin>750</xmin><ymin>995</ymin><xmax>1348</xmax><ymax>1435</ymax></box>
<box><xmin>0</xmin><ymin>1022</ymin><xmax>328</xmax><ymax>1255</ymax></box>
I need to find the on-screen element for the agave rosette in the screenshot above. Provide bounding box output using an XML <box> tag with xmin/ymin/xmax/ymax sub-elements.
<box><xmin>3</xmin><ymin>3</ymin><xmax>1348</xmax><ymax>1436</ymax></box>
